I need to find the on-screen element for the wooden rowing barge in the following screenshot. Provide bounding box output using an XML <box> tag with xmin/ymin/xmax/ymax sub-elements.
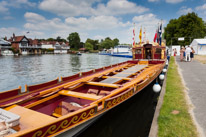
<box><xmin>0</xmin><ymin>42</ymin><xmax>166</xmax><ymax>137</ymax></box>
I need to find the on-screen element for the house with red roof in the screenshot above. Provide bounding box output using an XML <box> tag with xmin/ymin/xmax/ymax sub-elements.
<box><xmin>9</xmin><ymin>33</ymin><xmax>29</xmax><ymax>54</ymax></box>
<box><xmin>9</xmin><ymin>33</ymin><xmax>42</xmax><ymax>55</ymax></box>
<box><xmin>54</xmin><ymin>41</ymin><xmax>70</xmax><ymax>54</ymax></box>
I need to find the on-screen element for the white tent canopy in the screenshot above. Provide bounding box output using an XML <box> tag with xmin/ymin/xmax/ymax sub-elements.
<box><xmin>190</xmin><ymin>39</ymin><xmax>206</xmax><ymax>55</ymax></box>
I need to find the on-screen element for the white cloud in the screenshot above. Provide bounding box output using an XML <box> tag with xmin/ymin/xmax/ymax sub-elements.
<box><xmin>25</xmin><ymin>31</ymin><xmax>45</xmax><ymax>38</ymax></box>
<box><xmin>195</xmin><ymin>4</ymin><xmax>206</xmax><ymax>21</ymax></box>
<box><xmin>24</xmin><ymin>12</ymin><xmax>46</xmax><ymax>22</ymax></box>
<box><xmin>94</xmin><ymin>0</ymin><xmax>149</xmax><ymax>16</ymax></box>
<box><xmin>17</xmin><ymin>0</ymin><xmax>36</xmax><ymax>7</ymax></box>
<box><xmin>0</xmin><ymin>1</ymin><xmax>8</xmax><ymax>13</ymax></box>
<box><xmin>165</xmin><ymin>0</ymin><xmax>184</xmax><ymax>4</ymax></box>
<box><xmin>39</xmin><ymin>0</ymin><xmax>97</xmax><ymax>16</ymax></box>
<box><xmin>3</xmin><ymin>11</ymin><xmax>166</xmax><ymax>44</ymax></box>
<box><xmin>3</xmin><ymin>16</ymin><xmax>14</xmax><ymax>20</ymax></box>
<box><xmin>0</xmin><ymin>0</ymin><xmax>36</xmax><ymax>14</ymax></box>
<box><xmin>0</xmin><ymin>27</ymin><xmax>45</xmax><ymax>39</ymax></box>
<box><xmin>65</xmin><ymin>16</ymin><xmax>130</xmax><ymax>30</ymax></box>
<box><xmin>93</xmin><ymin>35</ymin><xmax>105</xmax><ymax>40</ymax></box>
<box><xmin>132</xmin><ymin>13</ymin><xmax>166</xmax><ymax>43</ymax></box>
<box><xmin>0</xmin><ymin>27</ymin><xmax>20</xmax><ymax>38</ymax></box>
<box><xmin>178</xmin><ymin>6</ymin><xmax>192</xmax><ymax>15</ymax></box>
<box><xmin>148</xmin><ymin>0</ymin><xmax>159</xmax><ymax>2</ymax></box>
<box><xmin>39</xmin><ymin>0</ymin><xmax>149</xmax><ymax>17</ymax></box>
<box><xmin>195</xmin><ymin>4</ymin><xmax>206</xmax><ymax>11</ymax></box>
<box><xmin>23</xmin><ymin>12</ymin><xmax>134</xmax><ymax>43</ymax></box>
<box><xmin>8</xmin><ymin>0</ymin><xmax>36</xmax><ymax>8</ymax></box>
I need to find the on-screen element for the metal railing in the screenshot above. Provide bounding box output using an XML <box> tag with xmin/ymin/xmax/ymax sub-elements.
<box><xmin>0</xmin><ymin>46</ymin><xmax>12</xmax><ymax>49</ymax></box>
<box><xmin>20</xmin><ymin>46</ymin><xmax>42</xmax><ymax>49</ymax></box>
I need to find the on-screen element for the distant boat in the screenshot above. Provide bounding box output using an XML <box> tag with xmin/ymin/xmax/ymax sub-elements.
<box><xmin>112</xmin><ymin>45</ymin><xmax>131</xmax><ymax>54</ymax></box>
<box><xmin>99</xmin><ymin>45</ymin><xmax>132</xmax><ymax>57</ymax></box>
<box><xmin>77</xmin><ymin>52</ymin><xmax>82</xmax><ymax>55</ymax></box>
<box><xmin>98</xmin><ymin>49</ymin><xmax>111</xmax><ymax>55</ymax></box>
<box><xmin>110</xmin><ymin>45</ymin><xmax>132</xmax><ymax>58</ymax></box>
<box><xmin>1</xmin><ymin>50</ymin><xmax>14</xmax><ymax>56</ymax></box>
<box><xmin>110</xmin><ymin>53</ymin><xmax>132</xmax><ymax>58</ymax></box>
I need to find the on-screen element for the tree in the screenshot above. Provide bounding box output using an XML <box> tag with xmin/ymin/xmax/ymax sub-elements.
<box><xmin>93</xmin><ymin>40</ymin><xmax>99</xmax><ymax>50</ymax></box>
<box><xmin>85</xmin><ymin>38</ymin><xmax>99</xmax><ymax>50</ymax></box>
<box><xmin>67</xmin><ymin>32</ymin><xmax>81</xmax><ymax>50</ymax></box>
<box><xmin>85</xmin><ymin>42</ymin><xmax>93</xmax><ymax>51</ymax></box>
<box><xmin>165</xmin><ymin>12</ymin><xmax>206</xmax><ymax>46</ymax></box>
<box><xmin>47</xmin><ymin>38</ymin><xmax>55</xmax><ymax>41</ymax></box>
<box><xmin>56</xmin><ymin>36</ymin><xmax>66</xmax><ymax>42</ymax></box>
<box><xmin>113</xmin><ymin>38</ymin><xmax>119</xmax><ymax>47</ymax></box>
<box><xmin>101</xmin><ymin>39</ymin><xmax>113</xmax><ymax>49</ymax></box>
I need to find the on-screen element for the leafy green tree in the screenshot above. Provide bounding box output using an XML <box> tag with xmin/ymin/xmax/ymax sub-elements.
<box><xmin>79</xmin><ymin>42</ymin><xmax>84</xmax><ymax>48</ymax></box>
<box><xmin>47</xmin><ymin>38</ymin><xmax>55</xmax><ymax>41</ymax></box>
<box><xmin>165</xmin><ymin>12</ymin><xmax>206</xmax><ymax>46</ymax></box>
<box><xmin>99</xmin><ymin>37</ymin><xmax>119</xmax><ymax>49</ymax></box>
<box><xmin>85</xmin><ymin>38</ymin><xmax>99</xmax><ymax>50</ymax></box>
<box><xmin>93</xmin><ymin>40</ymin><xmax>99</xmax><ymax>50</ymax></box>
<box><xmin>56</xmin><ymin>36</ymin><xmax>66</xmax><ymax>42</ymax></box>
<box><xmin>67</xmin><ymin>32</ymin><xmax>80</xmax><ymax>50</ymax></box>
<box><xmin>85</xmin><ymin>42</ymin><xmax>93</xmax><ymax>51</ymax></box>
<box><xmin>101</xmin><ymin>38</ymin><xmax>113</xmax><ymax>49</ymax></box>
<box><xmin>113</xmin><ymin>38</ymin><xmax>119</xmax><ymax>47</ymax></box>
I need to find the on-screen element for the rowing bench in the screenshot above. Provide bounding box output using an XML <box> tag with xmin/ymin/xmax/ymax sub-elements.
<box><xmin>59</xmin><ymin>90</ymin><xmax>103</xmax><ymax>101</ymax></box>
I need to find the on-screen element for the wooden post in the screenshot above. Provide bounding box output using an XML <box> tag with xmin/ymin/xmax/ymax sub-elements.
<box><xmin>25</xmin><ymin>84</ymin><xmax>28</xmax><ymax>92</ymax></box>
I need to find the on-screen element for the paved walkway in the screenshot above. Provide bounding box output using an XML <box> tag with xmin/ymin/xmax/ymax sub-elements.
<box><xmin>176</xmin><ymin>56</ymin><xmax>206</xmax><ymax>137</ymax></box>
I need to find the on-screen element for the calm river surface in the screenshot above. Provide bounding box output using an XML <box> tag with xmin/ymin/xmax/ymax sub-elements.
<box><xmin>0</xmin><ymin>54</ymin><xmax>129</xmax><ymax>92</ymax></box>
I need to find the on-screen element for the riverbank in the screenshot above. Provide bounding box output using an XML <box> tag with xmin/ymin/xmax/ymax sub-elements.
<box><xmin>158</xmin><ymin>56</ymin><xmax>198</xmax><ymax>136</ymax></box>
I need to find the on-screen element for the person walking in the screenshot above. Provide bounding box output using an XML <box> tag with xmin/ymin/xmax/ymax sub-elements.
<box><xmin>173</xmin><ymin>48</ymin><xmax>177</xmax><ymax>56</ymax></box>
<box><xmin>183</xmin><ymin>47</ymin><xmax>186</xmax><ymax>60</ymax></box>
<box><xmin>185</xmin><ymin>46</ymin><xmax>192</xmax><ymax>62</ymax></box>
<box><xmin>190</xmin><ymin>47</ymin><xmax>195</xmax><ymax>61</ymax></box>
<box><xmin>180</xmin><ymin>47</ymin><xmax>184</xmax><ymax>62</ymax></box>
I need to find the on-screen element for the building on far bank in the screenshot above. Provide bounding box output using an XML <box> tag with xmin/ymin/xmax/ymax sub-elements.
<box><xmin>1</xmin><ymin>33</ymin><xmax>70</xmax><ymax>55</ymax></box>
<box><xmin>9</xmin><ymin>34</ymin><xmax>29</xmax><ymax>54</ymax></box>
<box><xmin>54</xmin><ymin>42</ymin><xmax>70</xmax><ymax>54</ymax></box>
<box><xmin>8</xmin><ymin>33</ymin><xmax>42</xmax><ymax>55</ymax></box>
<box><xmin>190</xmin><ymin>39</ymin><xmax>206</xmax><ymax>55</ymax></box>
<box><xmin>0</xmin><ymin>38</ymin><xmax>12</xmax><ymax>55</ymax></box>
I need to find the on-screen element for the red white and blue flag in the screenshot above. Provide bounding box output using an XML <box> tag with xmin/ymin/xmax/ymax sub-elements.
<box><xmin>153</xmin><ymin>29</ymin><xmax>157</xmax><ymax>42</ymax></box>
<box><xmin>159</xmin><ymin>22</ymin><xmax>162</xmax><ymax>46</ymax></box>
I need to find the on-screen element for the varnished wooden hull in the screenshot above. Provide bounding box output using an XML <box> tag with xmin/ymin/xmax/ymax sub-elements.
<box><xmin>0</xmin><ymin>59</ymin><xmax>166</xmax><ymax>137</ymax></box>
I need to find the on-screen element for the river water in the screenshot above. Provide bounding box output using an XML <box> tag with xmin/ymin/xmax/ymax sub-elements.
<box><xmin>0</xmin><ymin>54</ymin><xmax>129</xmax><ymax>92</ymax></box>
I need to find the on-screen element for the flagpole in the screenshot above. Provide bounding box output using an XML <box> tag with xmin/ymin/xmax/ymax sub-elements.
<box><xmin>159</xmin><ymin>20</ymin><xmax>162</xmax><ymax>46</ymax></box>
<box><xmin>133</xmin><ymin>23</ymin><xmax>135</xmax><ymax>47</ymax></box>
<box><xmin>144</xmin><ymin>27</ymin><xmax>146</xmax><ymax>43</ymax></box>
<box><xmin>139</xmin><ymin>25</ymin><xmax>142</xmax><ymax>45</ymax></box>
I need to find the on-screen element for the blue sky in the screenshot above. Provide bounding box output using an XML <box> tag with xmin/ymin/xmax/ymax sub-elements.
<box><xmin>0</xmin><ymin>0</ymin><xmax>206</xmax><ymax>44</ymax></box>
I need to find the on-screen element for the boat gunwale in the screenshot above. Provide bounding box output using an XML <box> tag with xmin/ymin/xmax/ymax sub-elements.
<box><xmin>5</xmin><ymin>60</ymin><xmax>165</xmax><ymax>137</ymax></box>
<box><xmin>0</xmin><ymin>62</ymin><xmax>130</xmax><ymax>108</ymax></box>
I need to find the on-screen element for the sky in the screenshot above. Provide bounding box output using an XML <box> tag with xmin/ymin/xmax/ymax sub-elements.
<box><xmin>0</xmin><ymin>0</ymin><xmax>206</xmax><ymax>44</ymax></box>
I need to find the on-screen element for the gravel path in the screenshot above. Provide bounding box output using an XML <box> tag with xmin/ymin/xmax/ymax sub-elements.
<box><xmin>176</xmin><ymin>56</ymin><xmax>206</xmax><ymax>137</ymax></box>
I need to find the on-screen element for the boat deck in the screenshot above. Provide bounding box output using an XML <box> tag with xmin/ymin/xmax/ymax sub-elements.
<box><xmin>100</xmin><ymin>65</ymin><xmax>147</xmax><ymax>84</ymax></box>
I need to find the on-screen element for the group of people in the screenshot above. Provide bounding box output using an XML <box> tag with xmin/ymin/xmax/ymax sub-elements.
<box><xmin>180</xmin><ymin>46</ymin><xmax>195</xmax><ymax>62</ymax></box>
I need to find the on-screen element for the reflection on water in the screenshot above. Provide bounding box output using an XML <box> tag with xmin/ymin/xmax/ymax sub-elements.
<box><xmin>0</xmin><ymin>54</ymin><xmax>129</xmax><ymax>92</ymax></box>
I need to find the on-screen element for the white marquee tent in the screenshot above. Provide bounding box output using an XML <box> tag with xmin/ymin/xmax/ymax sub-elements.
<box><xmin>190</xmin><ymin>39</ymin><xmax>206</xmax><ymax>55</ymax></box>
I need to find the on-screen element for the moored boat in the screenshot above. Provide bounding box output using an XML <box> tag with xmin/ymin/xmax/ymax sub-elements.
<box><xmin>0</xmin><ymin>42</ymin><xmax>166</xmax><ymax>137</ymax></box>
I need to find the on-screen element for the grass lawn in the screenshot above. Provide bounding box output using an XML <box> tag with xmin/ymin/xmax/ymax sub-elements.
<box><xmin>194</xmin><ymin>55</ymin><xmax>206</xmax><ymax>64</ymax></box>
<box><xmin>158</xmin><ymin>56</ymin><xmax>198</xmax><ymax>137</ymax></box>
